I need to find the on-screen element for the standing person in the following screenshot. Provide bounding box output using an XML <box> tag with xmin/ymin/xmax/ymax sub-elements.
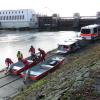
<box><xmin>5</xmin><ymin>58</ymin><xmax>13</xmax><ymax>74</ymax></box>
<box><xmin>29</xmin><ymin>45</ymin><xmax>35</xmax><ymax>57</ymax></box>
<box><xmin>17</xmin><ymin>51</ymin><xmax>23</xmax><ymax>61</ymax></box>
<box><xmin>38</xmin><ymin>48</ymin><xmax>46</xmax><ymax>61</ymax></box>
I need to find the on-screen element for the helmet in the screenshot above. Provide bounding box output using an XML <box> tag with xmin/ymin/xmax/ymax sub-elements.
<box><xmin>38</xmin><ymin>48</ymin><xmax>41</xmax><ymax>50</ymax></box>
<box><xmin>17</xmin><ymin>51</ymin><xmax>20</xmax><ymax>53</ymax></box>
<box><xmin>31</xmin><ymin>45</ymin><xmax>34</xmax><ymax>48</ymax></box>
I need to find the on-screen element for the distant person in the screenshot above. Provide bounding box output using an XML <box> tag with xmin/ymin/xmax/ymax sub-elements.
<box><xmin>38</xmin><ymin>48</ymin><xmax>46</xmax><ymax>61</ymax></box>
<box><xmin>17</xmin><ymin>51</ymin><xmax>23</xmax><ymax>61</ymax></box>
<box><xmin>5</xmin><ymin>58</ymin><xmax>13</xmax><ymax>74</ymax></box>
<box><xmin>29</xmin><ymin>45</ymin><xmax>35</xmax><ymax>57</ymax></box>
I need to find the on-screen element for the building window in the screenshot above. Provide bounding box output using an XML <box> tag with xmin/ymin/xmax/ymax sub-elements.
<box><xmin>9</xmin><ymin>12</ymin><xmax>10</xmax><ymax>14</ymax></box>
<box><xmin>4</xmin><ymin>16</ymin><xmax>5</xmax><ymax>20</ymax></box>
<box><xmin>15</xmin><ymin>11</ymin><xmax>17</xmax><ymax>14</ymax></box>
<box><xmin>1</xmin><ymin>16</ymin><xmax>2</xmax><ymax>20</ymax></box>
<box><xmin>20</xmin><ymin>15</ymin><xmax>22</xmax><ymax>20</ymax></box>
<box><xmin>33</xmin><ymin>14</ymin><xmax>35</xmax><ymax>16</ymax></box>
<box><xmin>9</xmin><ymin>16</ymin><xmax>11</xmax><ymax>20</ymax></box>
<box><xmin>19</xmin><ymin>11</ymin><xmax>20</xmax><ymax>13</ymax></box>
<box><xmin>12</xmin><ymin>16</ymin><xmax>14</xmax><ymax>20</ymax></box>
<box><xmin>30</xmin><ymin>18</ymin><xmax>32</xmax><ymax>21</ymax></box>
<box><xmin>22</xmin><ymin>15</ymin><xmax>24</xmax><ymax>19</ymax></box>
<box><xmin>3</xmin><ymin>12</ymin><xmax>4</xmax><ymax>14</ymax></box>
<box><xmin>0</xmin><ymin>12</ymin><xmax>1</xmax><ymax>14</ymax></box>
<box><xmin>22</xmin><ymin>11</ymin><xmax>23</xmax><ymax>13</ymax></box>
<box><xmin>6</xmin><ymin>12</ymin><xmax>7</xmax><ymax>14</ymax></box>
<box><xmin>12</xmin><ymin>12</ymin><xmax>13</xmax><ymax>14</ymax></box>
<box><xmin>15</xmin><ymin>16</ymin><xmax>17</xmax><ymax>20</ymax></box>
<box><xmin>6</xmin><ymin>16</ymin><xmax>8</xmax><ymax>20</ymax></box>
<box><xmin>17</xmin><ymin>15</ymin><xmax>19</xmax><ymax>20</ymax></box>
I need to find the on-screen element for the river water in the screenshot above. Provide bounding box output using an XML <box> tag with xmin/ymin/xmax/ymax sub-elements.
<box><xmin>0</xmin><ymin>30</ymin><xmax>79</xmax><ymax>69</ymax></box>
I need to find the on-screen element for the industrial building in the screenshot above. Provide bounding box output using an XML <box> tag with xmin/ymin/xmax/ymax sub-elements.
<box><xmin>0</xmin><ymin>9</ymin><xmax>38</xmax><ymax>29</ymax></box>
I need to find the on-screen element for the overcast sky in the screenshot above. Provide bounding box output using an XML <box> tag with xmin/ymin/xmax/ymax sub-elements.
<box><xmin>0</xmin><ymin>0</ymin><xmax>100</xmax><ymax>17</ymax></box>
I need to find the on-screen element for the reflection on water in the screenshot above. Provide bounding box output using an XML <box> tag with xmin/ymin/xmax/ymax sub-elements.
<box><xmin>0</xmin><ymin>30</ymin><xmax>80</xmax><ymax>69</ymax></box>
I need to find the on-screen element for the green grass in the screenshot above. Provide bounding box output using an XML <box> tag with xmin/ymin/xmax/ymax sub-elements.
<box><xmin>12</xmin><ymin>78</ymin><xmax>47</xmax><ymax>100</ymax></box>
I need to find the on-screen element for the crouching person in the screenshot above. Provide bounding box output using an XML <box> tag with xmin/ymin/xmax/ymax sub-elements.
<box><xmin>5</xmin><ymin>58</ymin><xmax>13</xmax><ymax>74</ymax></box>
<box><xmin>38</xmin><ymin>48</ymin><xmax>46</xmax><ymax>62</ymax></box>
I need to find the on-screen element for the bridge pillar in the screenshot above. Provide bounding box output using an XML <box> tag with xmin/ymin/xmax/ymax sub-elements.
<box><xmin>73</xmin><ymin>13</ymin><xmax>80</xmax><ymax>29</ymax></box>
<box><xmin>52</xmin><ymin>14</ymin><xmax>59</xmax><ymax>29</ymax></box>
<box><xmin>96</xmin><ymin>12</ymin><xmax>100</xmax><ymax>24</ymax></box>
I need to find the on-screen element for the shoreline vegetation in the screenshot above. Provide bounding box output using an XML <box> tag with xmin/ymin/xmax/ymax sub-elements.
<box><xmin>11</xmin><ymin>40</ymin><xmax>100</xmax><ymax>100</ymax></box>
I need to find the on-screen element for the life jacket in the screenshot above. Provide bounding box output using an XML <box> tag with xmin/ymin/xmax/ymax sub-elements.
<box><xmin>17</xmin><ymin>52</ymin><xmax>23</xmax><ymax>59</ymax></box>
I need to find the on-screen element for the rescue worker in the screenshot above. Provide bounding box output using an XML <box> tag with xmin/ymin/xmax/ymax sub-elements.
<box><xmin>17</xmin><ymin>51</ymin><xmax>23</xmax><ymax>61</ymax></box>
<box><xmin>5</xmin><ymin>58</ymin><xmax>13</xmax><ymax>74</ymax></box>
<box><xmin>38</xmin><ymin>48</ymin><xmax>46</xmax><ymax>61</ymax></box>
<box><xmin>29</xmin><ymin>45</ymin><xmax>35</xmax><ymax>57</ymax></box>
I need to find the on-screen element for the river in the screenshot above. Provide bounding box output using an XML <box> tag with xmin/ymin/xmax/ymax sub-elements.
<box><xmin>0</xmin><ymin>30</ymin><xmax>79</xmax><ymax>69</ymax></box>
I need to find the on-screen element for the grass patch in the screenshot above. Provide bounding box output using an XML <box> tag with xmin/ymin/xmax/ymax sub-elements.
<box><xmin>12</xmin><ymin>78</ymin><xmax>47</xmax><ymax>100</ymax></box>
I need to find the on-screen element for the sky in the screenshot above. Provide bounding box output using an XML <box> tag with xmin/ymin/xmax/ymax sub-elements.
<box><xmin>0</xmin><ymin>0</ymin><xmax>100</xmax><ymax>17</ymax></box>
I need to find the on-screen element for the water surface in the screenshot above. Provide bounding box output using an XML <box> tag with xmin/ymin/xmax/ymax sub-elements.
<box><xmin>0</xmin><ymin>30</ymin><xmax>79</xmax><ymax>69</ymax></box>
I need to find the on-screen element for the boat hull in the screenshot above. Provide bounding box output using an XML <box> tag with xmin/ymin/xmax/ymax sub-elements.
<box><xmin>20</xmin><ymin>56</ymin><xmax>64</xmax><ymax>81</ymax></box>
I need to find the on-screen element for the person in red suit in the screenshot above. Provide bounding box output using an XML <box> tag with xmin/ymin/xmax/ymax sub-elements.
<box><xmin>5</xmin><ymin>58</ymin><xmax>13</xmax><ymax>74</ymax></box>
<box><xmin>29</xmin><ymin>45</ymin><xmax>35</xmax><ymax>57</ymax></box>
<box><xmin>38</xmin><ymin>48</ymin><xmax>46</xmax><ymax>61</ymax></box>
<box><xmin>5</xmin><ymin>58</ymin><xmax>13</xmax><ymax>67</ymax></box>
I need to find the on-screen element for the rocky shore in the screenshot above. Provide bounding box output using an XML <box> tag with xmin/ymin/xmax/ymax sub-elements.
<box><xmin>10</xmin><ymin>40</ymin><xmax>100</xmax><ymax>100</ymax></box>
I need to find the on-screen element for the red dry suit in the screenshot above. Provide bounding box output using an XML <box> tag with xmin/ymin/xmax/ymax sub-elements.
<box><xmin>29</xmin><ymin>46</ymin><xmax>35</xmax><ymax>56</ymax></box>
<box><xmin>38</xmin><ymin>48</ymin><xmax>46</xmax><ymax>61</ymax></box>
<box><xmin>5</xmin><ymin>58</ymin><xmax>13</xmax><ymax>67</ymax></box>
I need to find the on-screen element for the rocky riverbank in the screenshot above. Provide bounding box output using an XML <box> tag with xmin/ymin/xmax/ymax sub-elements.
<box><xmin>11</xmin><ymin>40</ymin><xmax>100</xmax><ymax>100</ymax></box>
